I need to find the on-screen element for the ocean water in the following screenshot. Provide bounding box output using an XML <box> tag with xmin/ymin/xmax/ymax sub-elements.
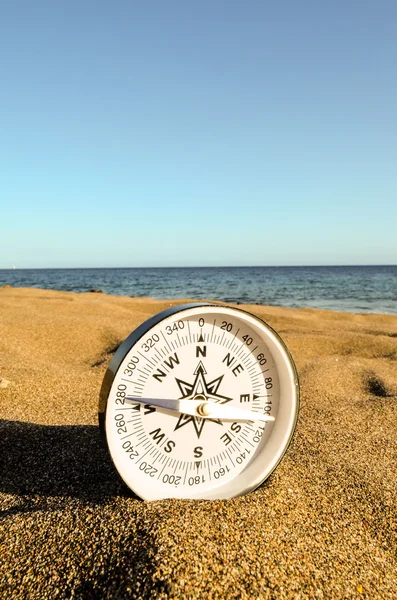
<box><xmin>1</xmin><ymin>266</ymin><xmax>397</xmax><ymax>314</ymax></box>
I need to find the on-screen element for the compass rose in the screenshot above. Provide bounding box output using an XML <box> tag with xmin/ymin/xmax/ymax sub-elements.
<box><xmin>173</xmin><ymin>361</ymin><xmax>232</xmax><ymax>438</ymax></box>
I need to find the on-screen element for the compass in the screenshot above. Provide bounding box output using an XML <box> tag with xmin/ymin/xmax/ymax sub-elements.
<box><xmin>99</xmin><ymin>303</ymin><xmax>299</xmax><ymax>500</ymax></box>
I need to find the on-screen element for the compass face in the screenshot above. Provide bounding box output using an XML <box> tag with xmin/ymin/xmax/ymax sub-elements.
<box><xmin>99</xmin><ymin>304</ymin><xmax>299</xmax><ymax>500</ymax></box>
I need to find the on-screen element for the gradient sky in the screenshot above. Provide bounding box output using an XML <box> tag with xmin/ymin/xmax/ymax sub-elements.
<box><xmin>1</xmin><ymin>0</ymin><xmax>396</xmax><ymax>268</ymax></box>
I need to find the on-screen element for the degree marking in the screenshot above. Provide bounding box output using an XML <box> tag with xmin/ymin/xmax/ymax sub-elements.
<box><xmin>227</xmin><ymin>327</ymin><xmax>240</xmax><ymax>349</ymax></box>
<box><xmin>187</xmin><ymin>320</ymin><xmax>192</xmax><ymax>343</ymax></box>
<box><xmin>241</xmin><ymin>351</ymin><xmax>254</xmax><ymax>364</ymax></box>
<box><xmin>158</xmin><ymin>461</ymin><xmax>167</xmax><ymax>480</ymax></box>
<box><xmin>210</xmin><ymin>320</ymin><xmax>216</xmax><ymax>342</ymax></box>
<box><xmin>137</xmin><ymin>447</ymin><xmax>152</xmax><ymax>465</ymax></box>
<box><xmin>138</xmin><ymin>351</ymin><xmax>156</xmax><ymax>367</ymax></box>
<box><xmin>226</xmin><ymin>449</ymin><xmax>235</xmax><ymax>466</ymax></box>
<box><xmin>137</xmin><ymin>369</ymin><xmax>148</xmax><ymax>377</ymax></box>
<box><xmin>183</xmin><ymin>463</ymin><xmax>189</xmax><ymax>485</ymax></box>
<box><xmin>135</xmin><ymin>437</ymin><xmax>146</xmax><ymax>447</ymax></box>
<box><xmin>243</xmin><ymin>358</ymin><xmax>255</xmax><ymax>370</ymax></box>
<box><xmin>237</xmin><ymin>346</ymin><xmax>246</xmax><ymax>360</ymax></box>
<box><xmin>161</xmin><ymin>330</ymin><xmax>172</xmax><ymax>351</ymax></box>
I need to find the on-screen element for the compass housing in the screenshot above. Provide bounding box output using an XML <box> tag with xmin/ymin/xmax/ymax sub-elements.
<box><xmin>99</xmin><ymin>303</ymin><xmax>299</xmax><ymax>500</ymax></box>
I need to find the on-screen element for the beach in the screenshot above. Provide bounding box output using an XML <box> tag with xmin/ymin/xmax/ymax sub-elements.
<box><xmin>1</xmin><ymin>286</ymin><xmax>396</xmax><ymax>598</ymax></box>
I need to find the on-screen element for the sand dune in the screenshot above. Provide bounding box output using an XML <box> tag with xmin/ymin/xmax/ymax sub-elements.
<box><xmin>1</xmin><ymin>287</ymin><xmax>396</xmax><ymax>599</ymax></box>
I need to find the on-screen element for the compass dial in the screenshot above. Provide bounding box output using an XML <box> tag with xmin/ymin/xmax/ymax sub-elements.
<box><xmin>99</xmin><ymin>304</ymin><xmax>299</xmax><ymax>500</ymax></box>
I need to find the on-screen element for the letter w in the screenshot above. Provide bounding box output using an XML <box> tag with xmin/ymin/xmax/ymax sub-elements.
<box><xmin>164</xmin><ymin>352</ymin><xmax>179</xmax><ymax>370</ymax></box>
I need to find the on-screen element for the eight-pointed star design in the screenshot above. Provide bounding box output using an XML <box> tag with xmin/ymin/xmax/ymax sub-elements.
<box><xmin>173</xmin><ymin>361</ymin><xmax>232</xmax><ymax>438</ymax></box>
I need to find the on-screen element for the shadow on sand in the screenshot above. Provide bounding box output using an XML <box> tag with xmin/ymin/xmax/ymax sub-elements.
<box><xmin>0</xmin><ymin>419</ymin><xmax>130</xmax><ymax>503</ymax></box>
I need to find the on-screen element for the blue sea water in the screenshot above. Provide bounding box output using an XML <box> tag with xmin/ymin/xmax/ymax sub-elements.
<box><xmin>1</xmin><ymin>266</ymin><xmax>397</xmax><ymax>315</ymax></box>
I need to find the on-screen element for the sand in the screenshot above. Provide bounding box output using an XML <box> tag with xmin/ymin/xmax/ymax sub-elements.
<box><xmin>0</xmin><ymin>287</ymin><xmax>396</xmax><ymax>599</ymax></box>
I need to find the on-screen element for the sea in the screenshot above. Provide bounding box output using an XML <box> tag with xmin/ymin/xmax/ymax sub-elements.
<box><xmin>1</xmin><ymin>266</ymin><xmax>397</xmax><ymax>315</ymax></box>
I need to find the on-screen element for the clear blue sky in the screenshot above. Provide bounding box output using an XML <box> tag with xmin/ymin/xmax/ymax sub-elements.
<box><xmin>1</xmin><ymin>0</ymin><xmax>396</xmax><ymax>268</ymax></box>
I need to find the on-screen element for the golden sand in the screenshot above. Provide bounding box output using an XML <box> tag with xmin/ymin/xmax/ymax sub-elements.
<box><xmin>1</xmin><ymin>287</ymin><xmax>396</xmax><ymax>599</ymax></box>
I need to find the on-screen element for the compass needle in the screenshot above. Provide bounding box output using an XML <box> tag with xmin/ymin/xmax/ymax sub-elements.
<box><xmin>99</xmin><ymin>303</ymin><xmax>299</xmax><ymax>500</ymax></box>
<box><xmin>125</xmin><ymin>396</ymin><xmax>275</xmax><ymax>422</ymax></box>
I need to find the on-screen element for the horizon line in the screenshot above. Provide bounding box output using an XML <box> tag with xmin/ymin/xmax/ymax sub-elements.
<box><xmin>1</xmin><ymin>264</ymin><xmax>397</xmax><ymax>270</ymax></box>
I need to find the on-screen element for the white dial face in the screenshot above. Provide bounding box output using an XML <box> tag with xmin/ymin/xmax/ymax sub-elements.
<box><xmin>102</xmin><ymin>305</ymin><xmax>299</xmax><ymax>500</ymax></box>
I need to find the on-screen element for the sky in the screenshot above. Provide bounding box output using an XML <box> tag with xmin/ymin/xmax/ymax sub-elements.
<box><xmin>0</xmin><ymin>1</ymin><xmax>396</xmax><ymax>268</ymax></box>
